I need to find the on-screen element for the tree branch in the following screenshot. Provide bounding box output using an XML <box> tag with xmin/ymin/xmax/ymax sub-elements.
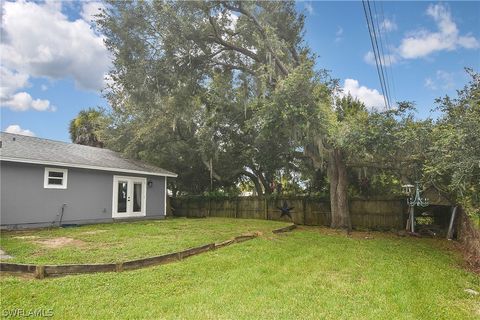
<box><xmin>289</xmin><ymin>46</ymin><xmax>300</xmax><ymax>66</ymax></box>
<box><xmin>211</xmin><ymin>62</ymin><xmax>257</xmax><ymax>76</ymax></box>
<box><xmin>252</xmin><ymin>168</ymin><xmax>270</xmax><ymax>194</ymax></box>
<box><xmin>207</xmin><ymin>16</ymin><xmax>260</xmax><ymax>62</ymax></box>
<box><xmin>304</xmin><ymin>145</ymin><xmax>323</xmax><ymax>169</ymax></box>
<box><xmin>223</xmin><ymin>2</ymin><xmax>290</xmax><ymax>76</ymax></box>
<box><xmin>201</xmin><ymin>157</ymin><xmax>223</xmax><ymax>181</ymax></box>
<box><xmin>241</xmin><ymin>170</ymin><xmax>264</xmax><ymax>196</ymax></box>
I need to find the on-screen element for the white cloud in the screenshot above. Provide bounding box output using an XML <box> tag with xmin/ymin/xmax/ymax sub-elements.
<box><xmin>0</xmin><ymin>66</ymin><xmax>53</xmax><ymax>111</ymax></box>
<box><xmin>1</xmin><ymin>1</ymin><xmax>110</xmax><ymax>91</ymax></box>
<box><xmin>0</xmin><ymin>66</ymin><xmax>29</xmax><ymax>100</ymax></box>
<box><xmin>4</xmin><ymin>125</ymin><xmax>35</xmax><ymax>137</ymax></box>
<box><xmin>336</xmin><ymin>27</ymin><xmax>343</xmax><ymax>37</ymax></box>
<box><xmin>81</xmin><ymin>1</ymin><xmax>105</xmax><ymax>24</ymax></box>
<box><xmin>304</xmin><ymin>2</ymin><xmax>314</xmax><ymax>15</ymax></box>
<box><xmin>2</xmin><ymin>92</ymin><xmax>53</xmax><ymax>112</ymax></box>
<box><xmin>436</xmin><ymin>70</ymin><xmax>455</xmax><ymax>89</ymax></box>
<box><xmin>424</xmin><ymin>78</ymin><xmax>437</xmax><ymax>90</ymax></box>
<box><xmin>399</xmin><ymin>4</ymin><xmax>479</xmax><ymax>59</ymax></box>
<box><xmin>341</xmin><ymin>79</ymin><xmax>386</xmax><ymax>111</ymax></box>
<box><xmin>424</xmin><ymin>70</ymin><xmax>455</xmax><ymax>91</ymax></box>
<box><xmin>364</xmin><ymin>4</ymin><xmax>478</xmax><ymax>67</ymax></box>
<box><xmin>380</xmin><ymin>18</ymin><xmax>397</xmax><ymax>33</ymax></box>
<box><xmin>364</xmin><ymin>51</ymin><xmax>398</xmax><ymax>67</ymax></box>
<box><xmin>335</xmin><ymin>27</ymin><xmax>343</xmax><ymax>43</ymax></box>
<box><xmin>457</xmin><ymin>36</ymin><xmax>480</xmax><ymax>49</ymax></box>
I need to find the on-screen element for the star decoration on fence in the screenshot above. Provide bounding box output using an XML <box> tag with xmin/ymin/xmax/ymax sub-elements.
<box><xmin>278</xmin><ymin>201</ymin><xmax>294</xmax><ymax>220</ymax></box>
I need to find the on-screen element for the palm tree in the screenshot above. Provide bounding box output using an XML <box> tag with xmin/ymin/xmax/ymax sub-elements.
<box><xmin>69</xmin><ymin>108</ymin><xmax>104</xmax><ymax>147</ymax></box>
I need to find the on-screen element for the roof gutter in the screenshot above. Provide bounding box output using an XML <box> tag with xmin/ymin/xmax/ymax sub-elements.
<box><xmin>0</xmin><ymin>156</ymin><xmax>178</xmax><ymax>178</ymax></box>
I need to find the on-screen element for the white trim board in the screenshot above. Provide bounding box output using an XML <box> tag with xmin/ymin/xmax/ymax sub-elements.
<box><xmin>164</xmin><ymin>177</ymin><xmax>167</xmax><ymax>216</ymax></box>
<box><xmin>0</xmin><ymin>156</ymin><xmax>177</xmax><ymax>178</ymax></box>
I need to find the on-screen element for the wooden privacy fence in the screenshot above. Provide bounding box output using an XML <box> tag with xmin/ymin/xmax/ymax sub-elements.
<box><xmin>171</xmin><ymin>196</ymin><xmax>407</xmax><ymax>230</ymax></box>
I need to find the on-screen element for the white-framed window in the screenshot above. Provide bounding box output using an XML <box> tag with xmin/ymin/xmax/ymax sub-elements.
<box><xmin>44</xmin><ymin>167</ymin><xmax>68</xmax><ymax>189</ymax></box>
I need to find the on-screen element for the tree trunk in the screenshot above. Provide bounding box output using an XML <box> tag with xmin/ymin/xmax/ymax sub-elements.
<box><xmin>253</xmin><ymin>169</ymin><xmax>270</xmax><ymax>195</ymax></box>
<box><xmin>328</xmin><ymin>148</ymin><xmax>351</xmax><ymax>230</ymax></box>
<box><xmin>242</xmin><ymin>170</ymin><xmax>264</xmax><ymax>196</ymax></box>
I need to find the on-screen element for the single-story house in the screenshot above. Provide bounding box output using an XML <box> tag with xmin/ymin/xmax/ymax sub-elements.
<box><xmin>0</xmin><ymin>132</ymin><xmax>177</xmax><ymax>228</ymax></box>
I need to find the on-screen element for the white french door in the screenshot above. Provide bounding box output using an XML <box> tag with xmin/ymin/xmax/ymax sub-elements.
<box><xmin>112</xmin><ymin>176</ymin><xmax>147</xmax><ymax>218</ymax></box>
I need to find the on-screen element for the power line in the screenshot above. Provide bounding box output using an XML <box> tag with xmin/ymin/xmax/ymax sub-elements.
<box><xmin>372</xmin><ymin>0</ymin><xmax>393</xmax><ymax>107</ymax></box>
<box><xmin>362</xmin><ymin>0</ymin><xmax>391</xmax><ymax>109</ymax></box>
<box><xmin>379</xmin><ymin>1</ymin><xmax>398</xmax><ymax>105</ymax></box>
<box><xmin>362</xmin><ymin>0</ymin><xmax>387</xmax><ymax>109</ymax></box>
<box><xmin>366</xmin><ymin>0</ymin><xmax>391</xmax><ymax>109</ymax></box>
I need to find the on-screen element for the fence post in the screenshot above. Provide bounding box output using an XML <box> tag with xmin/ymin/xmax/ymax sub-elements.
<box><xmin>302</xmin><ymin>198</ymin><xmax>306</xmax><ymax>225</ymax></box>
<box><xmin>208</xmin><ymin>198</ymin><xmax>212</xmax><ymax>217</ymax></box>
<box><xmin>264</xmin><ymin>197</ymin><xmax>268</xmax><ymax>220</ymax></box>
<box><xmin>34</xmin><ymin>265</ymin><xmax>45</xmax><ymax>279</ymax></box>
<box><xmin>235</xmin><ymin>197</ymin><xmax>239</xmax><ymax>219</ymax></box>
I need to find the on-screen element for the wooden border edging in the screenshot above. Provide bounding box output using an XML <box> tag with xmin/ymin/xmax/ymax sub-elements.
<box><xmin>272</xmin><ymin>224</ymin><xmax>297</xmax><ymax>233</ymax></box>
<box><xmin>122</xmin><ymin>252</ymin><xmax>180</xmax><ymax>271</ymax></box>
<box><xmin>0</xmin><ymin>262</ymin><xmax>36</xmax><ymax>273</ymax></box>
<box><xmin>0</xmin><ymin>224</ymin><xmax>296</xmax><ymax>278</ymax></box>
<box><xmin>44</xmin><ymin>263</ymin><xmax>117</xmax><ymax>276</ymax></box>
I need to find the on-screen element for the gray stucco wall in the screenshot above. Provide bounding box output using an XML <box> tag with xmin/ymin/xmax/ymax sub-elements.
<box><xmin>1</xmin><ymin>161</ymin><xmax>166</xmax><ymax>227</ymax></box>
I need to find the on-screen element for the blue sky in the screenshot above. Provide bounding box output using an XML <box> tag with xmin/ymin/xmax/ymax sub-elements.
<box><xmin>1</xmin><ymin>1</ymin><xmax>479</xmax><ymax>142</ymax></box>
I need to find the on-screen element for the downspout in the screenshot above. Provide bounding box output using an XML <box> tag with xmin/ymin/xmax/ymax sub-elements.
<box><xmin>58</xmin><ymin>204</ymin><xmax>67</xmax><ymax>227</ymax></box>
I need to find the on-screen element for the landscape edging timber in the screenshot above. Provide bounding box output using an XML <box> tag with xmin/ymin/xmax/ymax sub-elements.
<box><xmin>0</xmin><ymin>224</ymin><xmax>296</xmax><ymax>279</ymax></box>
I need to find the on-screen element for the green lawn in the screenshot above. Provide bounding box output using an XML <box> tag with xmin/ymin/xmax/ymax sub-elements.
<box><xmin>1</xmin><ymin>222</ymin><xmax>479</xmax><ymax>319</ymax></box>
<box><xmin>0</xmin><ymin>218</ymin><xmax>290</xmax><ymax>264</ymax></box>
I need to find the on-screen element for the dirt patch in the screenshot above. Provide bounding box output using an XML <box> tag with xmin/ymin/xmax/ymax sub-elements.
<box><xmin>297</xmin><ymin>225</ymin><xmax>401</xmax><ymax>240</ymax></box>
<box><xmin>297</xmin><ymin>226</ymin><xmax>355</xmax><ymax>236</ymax></box>
<box><xmin>79</xmin><ymin>230</ymin><xmax>108</xmax><ymax>235</ymax></box>
<box><xmin>13</xmin><ymin>235</ymin><xmax>39</xmax><ymax>240</ymax></box>
<box><xmin>0</xmin><ymin>248</ymin><xmax>13</xmax><ymax>260</ymax></box>
<box><xmin>34</xmin><ymin>237</ymin><xmax>86</xmax><ymax>249</ymax></box>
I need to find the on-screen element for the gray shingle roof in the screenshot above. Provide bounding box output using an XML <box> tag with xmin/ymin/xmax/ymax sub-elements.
<box><xmin>0</xmin><ymin>132</ymin><xmax>177</xmax><ymax>177</ymax></box>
